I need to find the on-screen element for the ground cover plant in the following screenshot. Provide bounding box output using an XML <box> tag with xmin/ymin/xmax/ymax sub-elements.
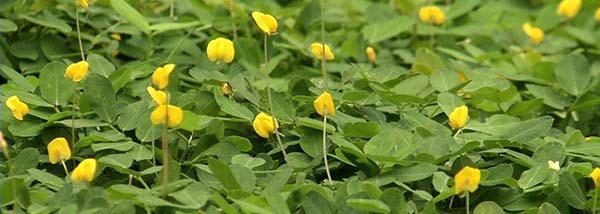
<box><xmin>1</xmin><ymin>0</ymin><xmax>600</xmax><ymax>213</ymax></box>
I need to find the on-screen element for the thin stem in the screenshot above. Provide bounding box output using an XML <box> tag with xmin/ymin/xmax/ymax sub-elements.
<box><xmin>162</xmin><ymin>96</ymin><xmax>170</xmax><ymax>196</ymax></box>
<box><xmin>594</xmin><ymin>189</ymin><xmax>598</xmax><ymax>214</ymax></box>
<box><xmin>75</xmin><ymin>8</ymin><xmax>85</xmax><ymax>61</ymax></box>
<box><xmin>453</xmin><ymin>128</ymin><xmax>462</xmax><ymax>138</ymax></box>
<box><xmin>60</xmin><ymin>160</ymin><xmax>70</xmax><ymax>176</ymax></box>
<box><xmin>322</xmin><ymin>115</ymin><xmax>333</xmax><ymax>185</ymax></box>
<box><xmin>128</xmin><ymin>175</ymin><xmax>133</xmax><ymax>185</ymax></box>
<box><xmin>71</xmin><ymin>87</ymin><xmax>77</xmax><ymax>149</ymax></box>
<box><xmin>263</xmin><ymin>34</ymin><xmax>287</xmax><ymax>160</ymax></box>
<box><xmin>320</xmin><ymin>0</ymin><xmax>327</xmax><ymax>90</ymax></box>
<box><xmin>169</xmin><ymin>0</ymin><xmax>175</xmax><ymax>20</ymax></box>
<box><xmin>466</xmin><ymin>192</ymin><xmax>470</xmax><ymax>214</ymax></box>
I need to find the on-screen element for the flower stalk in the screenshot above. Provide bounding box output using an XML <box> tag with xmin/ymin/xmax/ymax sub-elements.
<box><xmin>263</xmin><ymin>34</ymin><xmax>287</xmax><ymax>159</ymax></box>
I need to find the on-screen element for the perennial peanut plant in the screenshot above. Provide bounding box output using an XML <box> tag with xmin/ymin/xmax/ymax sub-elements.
<box><xmin>1</xmin><ymin>0</ymin><xmax>600</xmax><ymax>213</ymax></box>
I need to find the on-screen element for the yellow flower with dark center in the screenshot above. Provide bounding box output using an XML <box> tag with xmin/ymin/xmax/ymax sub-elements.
<box><xmin>448</xmin><ymin>105</ymin><xmax>468</xmax><ymax>129</ymax></box>
<box><xmin>522</xmin><ymin>23</ymin><xmax>544</xmax><ymax>45</ymax></box>
<box><xmin>221</xmin><ymin>82</ymin><xmax>233</xmax><ymax>96</ymax></box>
<box><xmin>207</xmin><ymin>38</ymin><xmax>235</xmax><ymax>63</ymax></box>
<box><xmin>251</xmin><ymin>11</ymin><xmax>278</xmax><ymax>35</ymax></box>
<box><xmin>557</xmin><ymin>0</ymin><xmax>581</xmax><ymax>18</ymax></box>
<box><xmin>366</xmin><ymin>46</ymin><xmax>376</xmax><ymax>64</ymax></box>
<box><xmin>150</xmin><ymin>105</ymin><xmax>183</xmax><ymax>128</ymax></box>
<box><xmin>253</xmin><ymin>112</ymin><xmax>278</xmax><ymax>138</ymax></box>
<box><xmin>47</xmin><ymin>137</ymin><xmax>71</xmax><ymax>164</ymax></box>
<box><xmin>419</xmin><ymin>6</ymin><xmax>445</xmax><ymax>25</ymax></box>
<box><xmin>65</xmin><ymin>60</ymin><xmax>89</xmax><ymax>82</ymax></box>
<box><xmin>151</xmin><ymin>64</ymin><xmax>175</xmax><ymax>89</ymax></box>
<box><xmin>5</xmin><ymin>96</ymin><xmax>29</xmax><ymax>120</ymax></box>
<box><xmin>147</xmin><ymin>87</ymin><xmax>167</xmax><ymax>105</ymax></box>
<box><xmin>310</xmin><ymin>43</ymin><xmax>334</xmax><ymax>61</ymax></box>
<box><xmin>454</xmin><ymin>166</ymin><xmax>481</xmax><ymax>194</ymax></box>
<box><xmin>595</xmin><ymin>8</ymin><xmax>600</xmax><ymax>22</ymax></box>
<box><xmin>110</xmin><ymin>33</ymin><xmax>121</xmax><ymax>41</ymax></box>
<box><xmin>77</xmin><ymin>0</ymin><xmax>89</xmax><ymax>9</ymax></box>
<box><xmin>591</xmin><ymin>168</ymin><xmax>600</xmax><ymax>188</ymax></box>
<box><xmin>71</xmin><ymin>159</ymin><xmax>97</xmax><ymax>182</ymax></box>
<box><xmin>313</xmin><ymin>91</ymin><xmax>335</xmax><ymax>117</ymax></box>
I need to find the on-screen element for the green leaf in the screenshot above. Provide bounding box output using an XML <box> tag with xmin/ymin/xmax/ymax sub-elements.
<box><xmin>110</xmin><ymin>0</ymin><xmax>150</xmax><ymax>34</ymax></box>
<box><xmin>362</xmin><ymin>16</ymin><xmax>413</xmax><ymax>44</ymax></box>
<box><xmin>169</xmin><ymin>182</ymin><xmax>209</xmax><ymax>209</ymax></box>
<box><xmin>39</xmin><ymin>62</ymin><xmax>74</xmax><ymax>106</ymax></box>
<box><xmin>213</xmin><ymin>90</ymin><xmax>253</xmax><ymax>121</ymax></box>
<box><xmin>84</xmin><ymin>74</ymin><xmax>117</xmax><ymax>123</ymax></box>
<box><xmin>538</xmin><ymin>202</ymin><xmax>561</xmax><ymax>214</ymax></box>
<box><xmin>364</xmin><ymin>128</ymin><xmax>414</xmax><ymax>162</ymax></box>
<box><xmin>554</xmin><ymin>54</ymin><xmax>590</xmax><ymax>96</ymax></box>
<box><xmin>473</xmin><ymin>201</ymin><xmax>504</xmax><ymax>214</ymax></box>
<box><xmin>437</xmin><ymin>92</ymin><xmax>464</xmax><ymax>116</ymax></box>
<box><xmin>99</xmin><ymin>154</ymin><xmax>133</xmax><ymax>168</ymax></box>
<box><xmin>0</xmin><ymin>18</ymin><xmax>17</xmax><ymax>32</ymax></box>
<box><xmin>558</xmin><ymin>173</ymin><xmax>585</xmax><ymax>209</ymax></box>
<box><xmin>465</xmin><ymin>115</ymin><xmax>553</xmax><ymax>143</ymax></box>
<box><xmin>9</xmin><ymin>121</ymin><xmax>44</xmax><ymax>137</ymax></box>
<box><xmin>231</xmin><ymin>154</ymin><xmax>265</xmax><ymax>169</ymax></box>
<box><xmin>430</xmin><ymin>70</ymin><xmax>460</xmax><ymax>92</ymax></box>
<box><xmin>208</xmin><ymin>158</ymin><xmax>242</xmax><ymax>190</ymax></box>
<box><xmin>20</xmin><ymin>13</ymin><xmax>71</xmax><ymax>33</ymax></box>
<box><xmin>0</xmin><ymin>64</ymin><xmax>36</xmax><ymax>92</ymax></box>
<box><xmin>343</xmin><ymin>122</ymin><xmax>380</xmax><ymax>138</ymax></box>
<box><xmin>149</xmin><ymin>21</ymin><xmax>203</xmax><ymax>35</ymax></box>
<box><xmin>88</xmin><ymin>54</ymin><xmax>116</xmax><ymax>78</ymax></box>
<box><xmin>27</xmin><ymin>169</ymin><xmax>65</xmax><ymax>189</ymax></box>
<box><xmin>10</xmin><ymin>148</ymin><xmax>40</xmax><ymax>175</ymax></box>
<box><xmin>517</xmin><ymin>165</ymin><xmax>550</xmax><ymax>190</ymax></box>
<box><xmin>346</xmin><ymin>199</ymin><xmax>391</xmax><ymax>214</ymax></box>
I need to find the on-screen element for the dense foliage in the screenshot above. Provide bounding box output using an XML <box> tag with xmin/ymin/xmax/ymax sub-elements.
<box><xmin>1</xmin><ymin>0</ymin><xmax>600</xmax><ymax>213</ymax></box>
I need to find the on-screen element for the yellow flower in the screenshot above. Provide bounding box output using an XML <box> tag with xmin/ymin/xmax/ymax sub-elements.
<box><xmin>150</xmin><ymin>105</ymin><xmax>183</xmax><ymax>128</ymax></box>
<box><xmin>251</xmin><ymin>11</ymin><xmax>278</xmax><ymax>35</ymax></box>
<box><xmin>454</xmin><ymin>166</ymin><xmax>481</xmax><ymax>195</ymax></box>
<box><xmin>206</xmin><ymin>38</ymin><xmax>235</xmax><ymax>63</ymax></box>
<box><xmin>147</xmin><ymin>87</ymin><xmax>167</xmax><ymax>105</ymax></box>
<box><xmin>221</xmin><ymin>82</ymin><xmax>233</xmax><ymax>96</ymax></box>
<box><xmin>366</xmin><ymin>46</ymin><xmax>376</xmax><ymax>64</ymax></box>
<box><xmin>448</xmin><ymin>105</ymin><xmax>468</xmax><ymax>129</ymax></box>
<box><xmin>556</xmin><ymin>0</ymin><xmax>581</xmax><ymax>18</ymax></box>
<box><xmin>47</xmin><ymin>137</ymin><xmax>71</xmax><ymax>164</ymax></box>
<box><xmin>5</xmin><ymin>96</ymin><xmax>29</xmax><ymax>121</ymax></box>
<box><xmin>313</xmin><ymin>91</ymin><xmax>336</xmax><ymax>117</ymax></box>
<box><xmin>77</xmin><ymin>0</ymin><xmax>89</xmax><ymax>9</ymax></box>
<box><xmin>253</xmin><ymin>112</ymin><xmax>278</xmax><ymax>138</ymax></box>
<box><xmin>110</xmin><ymin>33</ymin><xmax>121</xmax><ymax>41</ymax></box>
<box><xmin>591</xmin><ymin>168</ymin><xmax>600</xmax><ymax>188</ymax></box>
<box><xmin>0</xmin><ymin>131</ymin><xmax>7</xmax><ymax>153</ymax></box>
<box><xmin>65</xmin><ymin>60</ymin><xmax>89</xmax><ymax>82</ymax></box>
<box><xmin>310</xmin><ymin>43</ymin><xmax>334</xmax><ymax>61</ymax></box>
<box><xmin>151</xmin><ymin>64</ymin><xmax>175</xmax><ymax>89</ymax></box>
<box><xmin>419</xmin><ymin>6</ymin><xmax>446</xmax><ymax>25</ymax></box>
<box><xmin>522</xmin><ymin>23</ymin><xmax>544</xmax><ymax>45</ymax></box>
<box><xmin>71</xmin><ymin>159</ymin><xmax>97</xmax><ymax>183</ymax></box>
<box><xmin>547</xmin><ymin>160</ymin><xmax>560</xmax><ymax>171</ymax></box>
<box><xmin>595</xmin><ymin>8</ymin><xmax>600</xmax><ymax>22</ymax></box>
<box><xmin>457</xmin><ymin>71</ymin><xmax>469</xmax><ymax>83</ymax></box>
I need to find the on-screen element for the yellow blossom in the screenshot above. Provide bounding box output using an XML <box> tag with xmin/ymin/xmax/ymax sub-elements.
<box><xmin>252</xmin><ymin>112</ymin><xmax>278</xmax><ymax>138</ymax></box>
<box><xmin>65</xmin><ymin>60</ymin><xmax>89</xmax><ymax>82</ymax></box>
<box><xmin>366</xmin><ymin>46</ymin><xmax>376</xmax><ymax>64</ymax></box>
<box><xmin>150</xmin><ymin>105</ymin><xmax>183</xmax><ymax>128</ymax></box>
<box><xmin>5</xmin><ymin>96</ymin><xmax>29</xmax><ymax>121</ymax></box>
<box><xmin>151</xmin><ymin>64</ymin><xmax>175</xmax><ymax>89</ymax></box>
<box><xmin>310</xmin><ymin>43</ymin><xmax>334</xmax><ymax>61</ymax></box>
<box><xmin>547</xmin><ymin>160</ymin><xmax>560</xmax><ymax>171</ymax></box>
<box><xmin>77</xmin><ymin>0</ymin><xmax>89</xmax><ymax>9</ymax></box>
<box><xmin>206</xmin><ymin>38</ymin><xmax>235</xmax><ymax>63</ymax></box>
<box><xmin>454</xmin><ymin>166</ymin><xmax>481</xmax><ymax>194</ymax></box>
<box><xmin>556</xmin><ymin>0</ymin><xmax>581</xmax><ymax>18</ymax></box>
<box><xmin>522</xmin><ymin>23</ymin><xmax>544</xmax><ymax>45</ymax></box>
<box><xmin>313</xmin><ymin>91</ymin><xmax>335</xmax><ymax>117</ymax></box>
<box><xmin>251</xmin><ymin>11</ymin><xmax>278</xmax><ymax>35</ymax></box>
<box><xmin>448</xmin><ymin>105</ymin><xmax>468</xmax><ymax>129</ymax></box>
<box><xmin>595</xmin><ymin>8</ymin><xmax>600</xmax><ymax>22</ymax></box>
<box><xmin>110</xmin><ymin>33</ymin><xmax>121</xmax><ymax>41</ymax></box>
<box><xmin>419</xmin><ymin>6</ymin><xmax>445</xmax><ymax>25</ymax></box>
<box><xmin>591</xmin><ymin>168</ymin><xmax>600</xmax><ymax>188</ymax></box>
<box><xmin>147</xmin><ymin>87</ymin><xmax>167</xmax><ymax>105</ymax></box>
<box><xmin>71</xmin><ymin>159</ymin><xmax>97</xmax><ymax>182</ymax></box>
<box><xmin>221</xmin><ymin>83</ymin><xmax>233</xmax><ymax>96</ymax></box>
<box><xmin>47</xmin><ymin>137</ymin><xmax>72</xmax><ymax>164</ymax></box>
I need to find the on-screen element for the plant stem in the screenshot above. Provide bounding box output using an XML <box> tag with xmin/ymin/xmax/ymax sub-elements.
<box><xmin>71</xmin><ymin>87</ymin><xmax>77</xmax><ymax>149</ymax></box>
<box><xmin>322</xmin><ymin>115</ymin><xmax>333</xmax><ymax>185</ymax></box>
<box><xmin>75</xmin><ymin>8</ymin><xmax>85</xmax><ymax>61</ymax></box>
<box><xmin>162</xmin><ymin>96</ymin><xmax>170</xmax><ymax>196</ymax></box>
<box><xmin>594</xmin><ymin>189</ymin><xmax>598</xmax><ymax>214</ymax></box>
<box><xmin>169</xmin><ymin>0</ymin><xmax>175</xmax><ymax>20</ymax></box>
<box><xmin>320</xmin><ymin>0</ymin><xmax>327</xmax><ymax>90</ymax></box>
<box><xmin>60</xmin><ymin>160</ymin><xmax>70</xmax><ymax>176</ymax></box>
<box><xmin>466</xmin><ymin>192</ymin><xmax>470</xmax><ymax>214</ymax></box>
<box><xmin>263</xmin><ymin>34</ymin><xmax>287</xmax><ymax>160</ymax></box>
